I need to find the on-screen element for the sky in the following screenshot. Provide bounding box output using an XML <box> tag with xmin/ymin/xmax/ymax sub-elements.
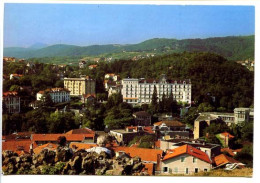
<box><xmin>4</xmin><ymin>4</ymin><xmax>255</xmax><ymax>48</ymax></box>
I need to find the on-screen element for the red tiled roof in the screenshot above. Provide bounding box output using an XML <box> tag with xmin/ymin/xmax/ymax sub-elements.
<box><xmin>32</xmin><ymin>133</ymin><xmax>94</xmax><ymax>142</ymax></box>
<box><xmin>11</xmin><ymin>74</ymin><xmax>23</xmax><ymax>77</ymax></box>
<box><xmin>163</xmin><ymin>144</ymin><xmax>211</xmax><ymax>164</ymax></box>
<box><xmin>111</xmin><ymin>146</ymin><xmax>163</xmax><ymax>162</ymax></box>
<box><xmin>154</xmin><ymin>120</ymin><xmax>185</xmax><ymax>127</ymax></box>
<box><xmin>69</xmin><ymin>142</ymin><xmax>98</xmax><ymax>150</ymax></box>
<box><xmin>3</xmin><ymin>91</ymin><xmax>18</xmax><ymax>97</ymax></box>
<box><xmin>142</xmin><ymin>163</ymin><xmax>154</xmax><ymax>175</ymax></box>
<box><xmin>89</xmin><ymin>65</ymin><xmax>98</xmax><ymax>68</ymax></box>
<box><xmin>2</xmin><ymin>141</ymin><xmax>37</xmax><ymax>155</ymax></box>
<box><xmin>82</xmin><ymin>94</ymin><xmax>96</xmax><ymax>99</ymax></box>
<box><xmin>66</xmin><ymin>128</ymin><xmax>95</xmax><ymax>135</ymax></box>
<box><xmin>154</xmin><ymin>140</ymin><xmax>161</xmax><ymax>148</ymax></box>
<box><xmin>221</xmin><ymin>148</ymin><xmax>242</xmax><ymax>157</ymax></box>
<box><xmin>214</xmin><ymin>154</ymin><xmax>243</xmax><ymax>167</ymax></box>
<box><xmin>221</xmin><ymin>132</ymin><xmax>234</xmax><ymax>139</ymax></box>
<box><xmin>33</xmin><ymin>143</ymin><xmax>58</xmax><ymax>154</ymax></box>
<box><xmin>3</xmin><ymin>132</ymin><xmax>33</xmax><ymax>141</ymax></box>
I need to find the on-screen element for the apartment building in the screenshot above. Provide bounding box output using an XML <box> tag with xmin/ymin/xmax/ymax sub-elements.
<box><xmin>121</xmin><ymin>74</ymin><xmax>191</xmax><ymax>105</ymax></box>
<box><xmin>64</xmin><ymin>75</ymin><xmax>95</xmax><ymax>96</ymax></box>
<box><xmin>2</xmin><ymin>91</ymin><xmax>21</xmax><ymax>113</ymax></box>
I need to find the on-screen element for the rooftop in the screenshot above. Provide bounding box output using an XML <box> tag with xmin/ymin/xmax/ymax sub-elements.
<box><xmin>154</xmin><ymin>120</ymin><xmax>185</xmax><ymax>127</ymax></box>
<box><xmin>163</xmin><ymin>144</ymin><xmax>211</xmax><ymax>164</ymax></box>
<box><xmin>214</xmin><ymin>154</ymin><xmax>242</xmax><ymax>167</ymax></box>
<box><xmin>111</xmin><ymin>146</ymin><xmax>163</xmax><ymax>162</ymax></box>
<box><xmin>133</xmin><ymin>111</ymin><xmax>151</xmax><ymax>117</ymax></box>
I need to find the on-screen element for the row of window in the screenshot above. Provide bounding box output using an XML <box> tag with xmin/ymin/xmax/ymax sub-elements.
<box><xmin>163</xmin><ymin>167</ymin><xmax>208</xmax><ymax>174</ymax></box>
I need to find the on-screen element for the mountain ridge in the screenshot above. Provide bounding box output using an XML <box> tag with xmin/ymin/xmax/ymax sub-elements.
<box><xmin>4</xmin><ymin>35</ymin><xmax>254</xmax><ymax>61</ymax></box>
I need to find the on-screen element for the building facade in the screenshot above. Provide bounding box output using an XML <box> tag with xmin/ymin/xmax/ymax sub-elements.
<box><xmin>37</xmin><ymin>88</ymin><xmax>70</xmax><ymax>103</ymax></box>
<box><xmin>3</xmin><ymin>91</ymin><xmax>21</xmax><ymax>113</ymax></box>
<box><xmin>121</xmin><ymin>75</ymin><xmax>191</xmax><ymax>105</ymax></box>
<box><xmin>64</xmin><ymin>76</ymin><xmax>95</xmax><ymax>96</ymax></box>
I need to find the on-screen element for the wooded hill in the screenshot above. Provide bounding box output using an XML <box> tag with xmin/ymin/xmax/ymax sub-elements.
<box><xmin>4</xmin><ymin>35</ymin><xmax>254</xmax><ymax>61</ymax></box>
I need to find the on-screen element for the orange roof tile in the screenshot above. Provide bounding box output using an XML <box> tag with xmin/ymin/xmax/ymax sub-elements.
<box><xmin>142</xmin><ymin>163</ymin><xmax>154</xmax><ymax>175</ymax></box>
<box><xmin>123</xmin><ymin>97</ymin><xmax>138</xmax><ymax>100</ymax></box>
<box><xmin>32</xmin><ymin>133</ymin><xmax>94</xmax><ymax>142</ymax></box>
<box><xmin>221</xmin><ymin>148</ymin><xmax>242</xmax><ymax>157</ymax></box>
<box><xmin>153</xmin><ymin>120</ymin><xmax>185</xmax><ymax>127</ymax></box>
<box><xmin>163</xmin><ymin>144</ymin><xmax>211</xmax><ymax>164</ymax></box>
<box><xmin>33</xmin><ymin>143</ymin><xmax>58</xmax><ymax>154</ymax></box>
<box><xmin>69</xmin><ymin>142</ymin><xmax>98</xmax><ymax>150</ymax></box>
<box><xmin>221</xmin><ymin>132</ymin><xmax>234</xmax><ymax>138</ymax></box>
<box><xmin>66</xmin><ymin>128</ymin><xmax>95</xmax><ymax>135</ymax></box>
<box><xmin>2</xmin><ymin>141</ymin><xmax>37</xmax><ymax>155</ymax></box>
<box><xmin>154</xmin><ymin>140</ymin><xmax>161</xmax><ymax>148</ymax></box>
<box><xmin>214</xmin><ymin>154</ymin><xmax>242</xmax><ymax>167</ymax></box>
<box><xmin>3</xmin><ymin>91</ymin><xmax>18</xmax><ymax>97</ymax></box>
<box><xmin>111</xmin><ymin>146</ymin><xmax>163</xmax><ymax>162</ymax></box>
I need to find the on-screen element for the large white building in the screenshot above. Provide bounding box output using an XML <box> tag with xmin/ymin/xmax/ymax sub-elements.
<box><xmin>37</xmin><ymin>88</ymin><xmax>70</xmax><ymax>103</ymax></box>
<box><xmin>121</xmin><ymin>75</ymin><xmax>191</xmax><ymax>105</ymax></box>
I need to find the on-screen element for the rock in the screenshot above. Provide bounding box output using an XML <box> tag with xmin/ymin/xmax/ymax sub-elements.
<box><xmin>132</xmin><ymin>162</ymin><xmax>144</xmax><ymax>172</ymax></box>
<box><xmin>69</xmin><ymin>155</ymin><xmax>82</xmax><ymax>173</ymax></box>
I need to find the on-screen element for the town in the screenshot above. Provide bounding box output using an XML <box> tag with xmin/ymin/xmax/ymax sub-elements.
<box><xmin>2</xmin><ymin>54</ymin><xmax>254</xmax><ymax>176</ymax></box>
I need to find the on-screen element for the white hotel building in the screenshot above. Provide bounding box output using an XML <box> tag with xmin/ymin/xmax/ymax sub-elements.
<box><xmin>37</xmin><ymin>88</ymin><xmax>70</xmax><ymax>103</ymax></box>
<box><xmin>121</xmin><ymin>75</ymin><xmax>191</xmax><ymax>105</ymax></box>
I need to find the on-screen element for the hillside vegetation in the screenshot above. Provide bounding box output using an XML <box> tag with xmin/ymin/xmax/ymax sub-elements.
<box><xmin>4</xmin><ymin>35</ymin><xmax>254</xmax><ymax>61</ymax></box>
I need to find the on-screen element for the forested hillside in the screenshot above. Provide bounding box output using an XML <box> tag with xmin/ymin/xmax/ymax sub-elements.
<box><xmin>4</xmin><ymin>35</ymin><xmax>254</xmax><ymax>61</ymax></box>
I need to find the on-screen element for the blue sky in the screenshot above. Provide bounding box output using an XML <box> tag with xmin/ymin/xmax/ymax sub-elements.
<box><xmin>4</xmin><ymin>4</ymin><xmax>255</xmax><ymax>48</ymax></box>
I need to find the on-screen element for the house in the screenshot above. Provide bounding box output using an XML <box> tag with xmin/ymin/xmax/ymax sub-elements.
<box><xmin>81</xmin><ymin>94</ymin><xmax>96</xmax><ymax>103</ymax></box>
<box><xmin>2</xmin><ymin>140</ymin><xmax>37</xmax><ymax>155</ymax></box>
<box><xmin>213</xmin><ymin>154</ymin><xmax>244</xmax><ymax>169</ymax></box>
<box><xmin>108</xmin><ymin>84</ymin><xmax>122</xmax><ymax>97</ymax></box>
<box><xmin>153</xmin><ymin>120</ymin><xmax>190</xmax><ymax>139</ymax></box>
<box><xmin>36</xmin><ymin>88</ymin><xmax>70</xmax><ymax>103</ymax></box>
<box><xmin>79</xmin><ymin>60</ymin><xmax>87</xmax><ymax>68</ymax></box>
<box><xmin>104</xmin><ymin>73</ymin><xmax>120</xmax><ymax>82</ymax></box>
<box><xmin>133</xmin><ymin>111</ymin><xmax>151</xmax><ymax>126</ymax></box>
<box><xmin>111</xmin><ymin>146</ymin><xmax>163</xmax><ymax>175</ymax></box>
<box><xmin>221</xmin><ymin>148</ymin><xmax>242</xmax><ymax>157</ymax></box>
<box><xmin>31</xmin><ymin>133</ymin><xmax>95</xmax><ymax>146</ymax></box>
<box><xmin>33</xmin><ymin>143</ymin><xmax>58</xmax><ymax>154</ymax></box>
<box><xmin>234</xmin><ymin>108</ymin><xmax>254</xmax><ymax>124</ymax></box>
<box><xmin>193</xmin><ymin>113</ymin><xmax>230</xmax><ymax>139</ymax></box>
<box><xmin>88</xmin><ymin>64</ymin><xmax>98</xmax><ymax>70</ymax></box>
<box><xmin>2</xmin><ymin>91</ymin><xmax>20</xmax><ymax>114</ymax></box>
<box><xmin>110</xmin><ymin>126</ymin><xmax>155</xmax><ymax>145</ymax></box>
<box><xmin>160</xmin><ymin>139</ymin><xmax>221</xmax><ymax>159</ymax></box>
<box><xmin>3</xmin><ymin>132</ymin><xmax>34</xmax><ymax>142</ymax></box>
<box><xmin>69</xmin><ymin>142</ymin><xmax>98</xmax><ymax>151</ymax></box>
<box><xmin>29</xmin><ymin>100</ymin><xmax>42</xmax><ymax>109</ymax></box>
<box><xmin>10</xmin><ymin>74</ymin><xmax>23</xmax><ymax>80</ymax></box>
<box><xmin>3</xmin><ymin>57</ymin><xmax>16</xmax><ymax>62</ymax></box>
<box><xmin>218</xmin><ymin>132</ymin><xmax>235</xmax><ymax>147</ymax></box>
<box><xmin>161</xmin><ymin>144</ymin><xmax>212</xmax><ymax>175</ymax></box>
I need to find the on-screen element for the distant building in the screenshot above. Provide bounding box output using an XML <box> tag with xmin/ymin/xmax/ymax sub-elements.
<box><xmin>121</xmin><ymin>74</ymin><xmax>191</xmax><ymax>105</ymax></box>
<box><xmin>194</xmin><ymin>109</ymin><xmax>254</xmax><ymax>139</ymax></box>
<box><xmin>37</xmin><ymin>88</ymin><xmax>70</xmax><ymax>103</ymax></box>
<box><xmin>104</xmin><ymin>73</ymin><xmax>120</xmax><ymax>82</ymax></box>
<box><xmin>110</xmin><ymin>126</ymin><xmax>155</xmax><ymax>145</ymax></box>
<box><xmin>133</xmin><ymin>111</ymin><xmax>151</xmax><ymax>126</ymax></box>
<box><xmin>79</xmin><ymin>60</ymin><xmax>87</xmax><ymax>68</ymax></box>
<box><xmin>81</xmin><ymin>94</ymin><xmax>96</xmax><ymax>103</ymax></box>
<box><xmin>3</xmin><ymin>91</ymin><xmax>20</xmax><ymax>113</ymax></box>
<box><xmin>88</xmin><ymin>64</ymin><xmax>98</xmax><ymax>70</ymax></box>
<box><xmin>3</xmin><ymin>57</ymin><xmax>16</xmax><ymax>62</ymax></box>
<box><xmin>234</xmin><ymin>108</ymin><xmax>254</xmax><ymax>124</ymax></box>
<box><xmin>108</xmin><ymin>84</ymin><xmax>122</xmax><ymax>97</ymax></box>
<box><xmin>10</xmin><ymin>74</ymin><xmax>23</xmax><ymax>80</ymax></box>
<box><xmin>64</xmin><ymin>75</ymin><xmax>95</xmax><ymax>97</ymax></box>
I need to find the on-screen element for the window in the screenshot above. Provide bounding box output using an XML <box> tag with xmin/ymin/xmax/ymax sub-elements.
<box><xmin>195</xmin><ymin>168</ymin><xmax>198</xmax><ymax>173</ymax></box>
<box><xmin>185</xmin><ymin>168</ymin><xmax>189</xmax><ymax>174</ymax></box>
<box><xmin>174</xmin><ymin>167</ymin><xmax>178</xmax><ymax>173</ymax></box>
<box><xmin>204</xmin><ymin>168</ymin><xmax>208</xmax><ymax>172</ymax></box>
<box><xmin>163</xmin><ymin>167</ymin><xmax>168</xmax><ymax>173</ymax></box>
<box><xmin>193</xmin><ymin>158</ymin><xmax>197</xmax><ymax>163</ymax></box>
<box><xmin>181</xmin><ymin>157</ymin><xmax>185</xmax><ymax>162</ymax></box>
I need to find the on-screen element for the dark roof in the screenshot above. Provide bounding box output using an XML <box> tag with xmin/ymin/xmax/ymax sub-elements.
<box><xmin>139</xmin><ymin>79</ymin><xmax>191</xmax><ymax>84</ymax></box>
<box><xmin>133</xmin><ymin>111</ymin><xmax>151</xmax><ymax>117</ymax></box>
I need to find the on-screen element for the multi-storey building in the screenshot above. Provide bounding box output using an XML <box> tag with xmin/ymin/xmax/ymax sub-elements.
<box><xmin>37</xmin><ymin>88</ymin><xmax>70</xmax><ymax>103</ymax></box>
<box><xmin>121</xmin><ymin>75</ymin><xmax>191</xmax><ymax>105</ymax></box>
<box><xmin>64</xmin><ymin>76</ymin><xmax>95</xmax><ymax>97</ymax></box>
<box><xmin>3</xmin><ymin>91</ymin><xmax>21</xmax><ymax>113</ymax></box>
